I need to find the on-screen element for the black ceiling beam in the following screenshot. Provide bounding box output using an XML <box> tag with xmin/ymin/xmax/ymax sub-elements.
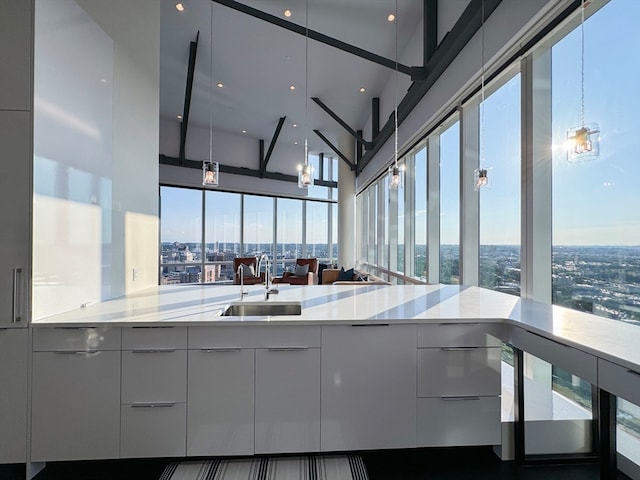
<box><xmin>313</xmin><ymin>130</ymin><xmax>356</xmax><ymax>171</ymax></box>
<box><xmin>372</xmin><ymin>97</ymin><xmax>380</xmax><ymax>140</ymax></box>
<box><xmin>160</xmin><ymin>154</ymin><xmax>338</xmax><ymax>188</ymax></box>
<box><xmin>260</xmin><ymin>116</ymin><xmax>286</xmax><ymax>177</ymax></box>
<box><xmin>211</xmin><ymin>0</ymin><xmax>412</xmax><ymax>76</ymax></box>
<box><xmin>312</xmin><ymin>97</ymin><xmax>373</xmax><ymax>150</ymax></box>
<box><xmin>179</xmin><ymin>31</ymin><xmax>199</xmax><ymax>166</ymax></box>
<box><xmin>425</xmin><ymin>0</ymin><xmax>438</xmax><ymax>64</ymax></box>
<box><xmin>356</xmin><ymin>129</ymin><xmax>363</xmax><ymax>166</ymax></box>
<box><xmin>357</xmin><ymin>0</ymin><xmax>502</xmax><ymax>174</ymax></box>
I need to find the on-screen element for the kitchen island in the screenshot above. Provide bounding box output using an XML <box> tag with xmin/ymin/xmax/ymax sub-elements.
<box><xmin>26</xmin><ymin>284</ymin><xmax>640</xmax><ymax>476</ymax></box>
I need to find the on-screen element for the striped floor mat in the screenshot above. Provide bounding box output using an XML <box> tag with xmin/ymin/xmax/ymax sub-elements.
<box><xmin>160</xmin><ymin>455</ymin><xmax>369</xmax><ymax>480</ymax></box>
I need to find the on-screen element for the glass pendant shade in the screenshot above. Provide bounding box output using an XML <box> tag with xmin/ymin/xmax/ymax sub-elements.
<box><xmin>389</xmin><ymin>164</ymin><xmax>403</xmax><ymax>190</ymax></box>
<box><xmin>474</xmin><ymin>167</ymin><xmax>490</xmax><ymax>191</ymax></box>
<box><xmin>298</xmin><ymin>163</ymin><xmax>314</xmax><ymax>188</ymax></box>
<box><xmin>566</xmin><ymin>123</ymin><xmax>600</xmax><ymax>163</ymax></box>
<box><xmin>202</xmin><ymin>160</ymin><xmax>219</xmax><ymax>187</ymax></box>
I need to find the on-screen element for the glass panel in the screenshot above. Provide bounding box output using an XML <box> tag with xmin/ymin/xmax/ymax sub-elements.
<box><xmin>379</xmin><ymin>177</ymin><xmax>388</xmax><ymax>269</ymax></box>
<box><xmin>397</xmin><ymin>160</ymin><xmax>405</xmax><ymax>274</ymax></box>
<box><xmin>479</xmin><ymin>74</ymin><xmax>521</xmax><ymax>296</ymax></box>
<box><xmin>204</xmin><ymin>190</ymin><xmax>240</xmax><ymax>283</ymax></box>
<box><xmin>306</xmin><ymin>201</ymin><xmax>329</xmax><ymax>263</ymax></box>
<box><xmin>331</xmin><ymin>203</ymin><xmax>338</xmax><ymax>266</ymax></box>
<box><xmin>277</xmin><ymin>198</ymin><xmax>302</xmax><ymax>275</ymax></box>
<box><xmin>618</xmin><ymin>398</ymin><xmax>640</xmax><ymax>466</ymax></box>
<box><xmin>307</xmin><ymin>154</ymin><xmax>330</xmax><ymax>199</ymax></box>
<box><xmin>414</xmin><ymin>146</ymin><xmax>427</xmax><ymax>281</ymax></box>
<box><xmin>439</xmin><ymin>121</ymin><xmax>460</xmax><ymax>284</ymax></box>
<box><xmin>160</xmin><ymin>264</ymin><xmax>202</xmax><ymax>285</ymax></box>
<box><xmin>243</xmin><ymin>195</ymin><xmax>274</xmax><ymax>258</ymax></box>
<box><xmin>160</xmin><ymin>186</ymin><xmax>202</xmax><ymax>265</ymax></box>
<box><xmin>551</xmin><ymin>0</ymin><xmax>640</xmax><ymax>325</ymax></box>
<box><xmin>368</xmin><ymin>185</ymin><xmax>377</xmax><ymax>265</ymax></box>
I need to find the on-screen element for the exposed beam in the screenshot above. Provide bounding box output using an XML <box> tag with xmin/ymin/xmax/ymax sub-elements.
<box><xmin>425</xmin><ymin>0</ymin><xmax>438</xmax><ymax>64</ymax></box>
<box><xmin>179</xmin><ymin>31</ymin><xmax>199</xmax><ymax>166</ymax></box>
<box><xmin>372</xmin><ymin>98</ymin><xmax>380</xmax><ymax>140</ymax></box>
<box><xmin>356</xmin><ymin>129</ymin><xmax>363</xmax><ymax>166</ymax></box>
<box><xmin>160</xmin><ymin>155</ymin><xmax>338</xmax><ymax>188</ymax></box>
<box><xmin>313</xmin><ymin>130</ymin><xmax>356</xmax><ymax>171</ymax></box>
<box><xmin>260</xmin><ymin>116</ymin><xmax>286</xmax><ymax>177</ymax></box>
<box><xmin>312</xmin><ymin>97</ymin><xmax>373</xmax><ymax>150</ymax></box>
<box><xmin>357</xmin><ymin>0</ymin><xmax>502</xmax><ymax>174</ymax></box>
<box><xmin>259</xmin><ymin>140</ymin><xmax>265</xmax><ymax>172</ymax></box>
<box><xmin>211</xmin><ymin>0</ymin><xmax>412</xmax><ymax>76</ymax></box>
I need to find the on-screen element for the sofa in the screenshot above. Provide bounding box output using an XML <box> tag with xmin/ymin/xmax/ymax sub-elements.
<box><xmin>272</xmin><ymin>258</ymin><xmax>319</xmax><ymax>285</ymax></box>
<box><xmin>321</xmin><ymin>268</ymin><xmax>390</xmax><ymax>285</ymax></box>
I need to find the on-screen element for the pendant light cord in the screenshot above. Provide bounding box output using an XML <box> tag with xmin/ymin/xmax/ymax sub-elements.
<box><xmin>304</xmin><ymin>0</ymin><xmax>309</xmax><ymax>167</ymax></box>
<box><xmin>394</xmin><ymin>0</ymin><xmax>398</xmax><ymax>167</ymax></box>
<box><xmin>580</xmin><ymin>0</ymin><xmax>585</xmax><ymax>127</ymax></box>
<box><xmin>480</xmin><ymin>0</ymin><xmax>485</xmax><ymax>168</ymax></box>
<box><xmin>209</xmin><ymin>4</ymin><xmax>214</xmax><ymax>164</ymax></box>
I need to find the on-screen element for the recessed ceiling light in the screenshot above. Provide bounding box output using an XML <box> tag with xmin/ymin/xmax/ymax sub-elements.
<box><xmin>216</xmin><ymin>82</ymin><xmax>224</xmax><ymax>88</ymax></box>
<box><xmin>176</xmin><ymin>114</ymin><xmax>183</xmax><ymax>120</ymax></box>
<box><xmin>387</xmin><ymin>13</ymin><xmax>395</xmax><ymax>22</ymax></box>
<box><xmin>175</xmin><ymin>3</ymin><xmax>185</xmax><ymax>12</ymax></box>
<box><xmin>241</xmin><ymin>130</ymin><xmax>247</xmax><ymax>134</ymax></box>
<box><xmin>359</xmin><ymin>87</ymin><xmax>366</xmax><ymax>93</ymax></box>
<box><xmin>289</xmin><ymin>85</ymin><xmax>296</xmax><ymax>91</ymax></box>
<box><xmin>284</xmin><ymin>9</ymin><xmax>292</xmax><ymax>17</ymax></box>
<box><xmin>294</xmin><ymin>141</ymin><xmax>298</xmax><ymax>145</ymax></box>
<box><xmin>292</xmin><ymin>123</ymin><xmax>297</xmax><ymax>128</ymax></box>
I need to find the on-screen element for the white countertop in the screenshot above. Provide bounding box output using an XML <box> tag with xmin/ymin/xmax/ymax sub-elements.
<box><xmin>31</xmin><ymin>284</ymin><xmax>640</xmax><ymax>370</ymax></box>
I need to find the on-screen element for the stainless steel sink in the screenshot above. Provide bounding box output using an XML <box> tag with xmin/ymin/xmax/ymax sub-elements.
<box><xmin>222</xmin><ymin>300</ymin><xmax>302</xmax><ymax>316</ymax></box>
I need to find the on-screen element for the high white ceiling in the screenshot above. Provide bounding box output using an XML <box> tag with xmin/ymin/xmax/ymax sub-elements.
<box><xmin>160</xmin><ymin>0</ymin><xmax>428</xmax><ymax>160</ymax></box>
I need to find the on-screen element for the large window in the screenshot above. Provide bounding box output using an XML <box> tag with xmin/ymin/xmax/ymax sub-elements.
<box><xmin>204</xmin><ymin>190</ymin><xmax>240</xmax><ymax>283</ymax></box>
<box><xmin>479</xmin><ymin>74</ymin><xmax>521</xmax><ymax>296</ymax></box>
<box><xmin>414</xmin><ymin>146</ymin><xmax>427</xmax><ymax>281</ymax></box>
<box><xmin>440</xmin><ymin>121</ymin><xmax>460</xmax><ymax>285</ymax></box>
<box><xmin>277</xmin><ymin>198</ymin><xmax>302</xmax><ymax>275</ymax></box>
<box><xmin>305</xmin><ymin>201</ymin><xmax>329</xmax><ymax>262</ymax></box>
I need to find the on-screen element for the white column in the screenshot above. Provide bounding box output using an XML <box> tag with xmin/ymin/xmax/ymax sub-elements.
<box><xmin>337</xmin><ymin>135</ymin><xmax>356</xmax><ymax>268</ymax></box>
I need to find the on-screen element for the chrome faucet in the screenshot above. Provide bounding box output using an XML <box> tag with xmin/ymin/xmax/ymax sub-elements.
<box><xmin>237</xmin><ymin>264</ymin><xmax>248</xmax><ymax>300</ymax></box>
<box><xmin>257</xmin><ymin>254</ymin><xmax>279</xmax><ymax>300</ymax></box>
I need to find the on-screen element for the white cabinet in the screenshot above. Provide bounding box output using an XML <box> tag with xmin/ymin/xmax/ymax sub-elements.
<box><xmin>0</xmin><ymin>111</ymin><xmax>31</xmax><ymax>327</ymax></box>
<box><xmin>0</xmin><ymin>328</ymin><xmax>28</xmax><ymax>463</ymax></box>
<box><xmin>187</xmin><ymin>348</ymin><xmax>255</xmax><ymax>456</ymax></box>
<box><xmin>120</xmin><ymin>327</ymin><xmax>187</xmax><ymax>458</ymax></box>
<box><xmin>31</xmin><ymin>349</ymin><xmax>121</xmax><ymax>461</ymax></box>
<box><xmin>255</xmin><ymin>348</ymin><xmax>320</xmax><ymax>454</ymax></box>
<box><xmin>321</xmin><ymin>324</ymin><xmax>417</xmax><ymax>451</ymax></box>
<box><xmin>416</xmin><ymin>324</ymin><xmax>501</xmax><ymax>447</ymax></box>
<box><xmin>0</xmin><ymin>1</ymin><xmax>32</xmax><ymax>110</ymax></box>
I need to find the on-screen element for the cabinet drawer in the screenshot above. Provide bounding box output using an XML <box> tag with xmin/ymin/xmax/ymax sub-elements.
<box><xmin>122</xmin><ymin>326</ymin><xmax>187</xmax><ymax>350</ymax></box>
<box><xmin>417</xmin><ymin>347</ymin><xmax>500</xmax><ymax>397</ymax></box>
<box><xmin>33</xmin><ymin>327</ymin><xmax>121</xmax><ymax>351</ymax></box>
<box><xmin>598</xmin><ymin>359</ymin><xmax>640</xmax><ymax>405</ymax></box>
<box><xmin>189</xmin><ymin>325</ymin><xmax>321</xmax><ymax>349</ymax></box>
<box><xmin>418</xmin><ymin>323</ymin><xmax>501</xmax><ymax>348</ymax></box>
<box><xmin>510</xmin><ymin>328</ymin><xmax>597</xmax><ymax>384</ymax></box>
<box><xmin>417</xmin><ymin>396</ymin><xmax>501</xmax><ymax>447</ymax></box>
<box><xmin>120</xmin><ymin>402</ymin><xmax>186</xmax><ymax>458</ymax></box>
<box><xmin>121</xmin><ymin>350</ymin><xmax>187</xmax><ymax>403</ymax></box>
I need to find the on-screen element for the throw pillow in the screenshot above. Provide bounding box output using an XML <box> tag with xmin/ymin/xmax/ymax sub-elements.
<box><xmin>294</xmin><ymin>263</ymin><xmax>310</xmax><ymax>277</ymax></box>
<box><xmin>338</xmin><ymin>267</ymin><xmax>355</xmax><ymax>281</ymax></box>
<box><xmin>240</xmin><ymin>263</ymin><xmax>256</xmax><ymax>277</ymax></box>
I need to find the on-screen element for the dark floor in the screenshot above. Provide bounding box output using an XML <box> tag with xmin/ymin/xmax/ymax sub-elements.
<box><xmin>1</xmin><ymin>448</ymin><xmax>632</xmax><ymax>480</ymax></box>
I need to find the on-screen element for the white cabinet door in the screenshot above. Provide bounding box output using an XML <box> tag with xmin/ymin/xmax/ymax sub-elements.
<box><xmin>121</xmin><ymin>403</ymin><xmax>186</xmax><ymax>458</ymax></box>
<box><xmin>255</xmin><ymin>348</ymin><xmax>320</xmax><ymax>454</ymax></box>
<box><xmin>321</xmin><ymin>325</ymin><xmax>417</xmax><ymax>451</ymax></box>
<box><xmin>31</xmin><ymin>351</ymin><xmax>121</xmax><ymax>461</ymax></box>
<box><xmin>0</xmin><ymin>329</ymin><xmax>28</xmax><ymax>463</ymax></box>
<box><xmin>187</xmin><ymin>349</ymin><xmax>255</xmax><ymax>456</ymax></box>
<box><xmin>0</xmin><ymin>111</ymin><xmax>31</xmax><ymax>326</ymax></box>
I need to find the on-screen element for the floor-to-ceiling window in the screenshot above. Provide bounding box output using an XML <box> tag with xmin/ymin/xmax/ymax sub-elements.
<box><xmin>306</xmin><ymin>201</ymin><xmax>330</xmax><ymax>263</ymax></box>
<box><xmin>204</xmin><ymin>190</ymin><xmax>240</xmax><ymax>283</ymax></box>
<box><xmin>439</xmin><ymin>121</ymin><xmax>460</xmax><ymax>285</ymax></box>
<box><xmin>479</xmin><ymin>73</ymin><xmax>521</xmax><ymax>296</ymax></box>
<box><xmin>276</xmin><ymin>198</ymin><xmax>302</xmax><ymax>275</ymax></box>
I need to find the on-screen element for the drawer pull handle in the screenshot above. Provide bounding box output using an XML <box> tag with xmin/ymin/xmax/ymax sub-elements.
<box><xmin>442</xmin><ymin>396</ymin><xmax>481</xmax><ymax>401</ymax></box>
<box><xmin>200</xmin><ymin>348</ymin><xmax>242</xmax><ymax>353</ymax></box>
<box><xmin>132</xmin><ymin>326</ymin><xmax>175</xmax><ymax>329</ymax></box>
<box><xmin>54</xmin><ymin>350</ymin><xmax>100</xmax><ymax>355</ymax></box>
<box><xmin>627</xmin><ymin>369</ymin><xmax>640</xmax><ymax>377</ymax></box>
<box><xmin>131</xmin><ymin>402</ymin><xmax>175</xmax><ymax>408</ymax></box>
<box><xmin>267</xmin><ymin>347</ymin><xmax>309</xmax><ymax>352</ymax></box>
<box><xmin>351</xmin><ymin>323</ymin><xmax>389</xmax><ymax>327</ymax></box>
<box><xmin>438</xmin><ymin>322</ymin><xmax>478</xmax><ymax>326</ymax></box>
<box><xmin>131</xmin><ymin>349</ymin><xmax>176</xmax><ymax>354</ymax></box>
<box><xmin>441</xmin><ymin>347</ymin><xmax>479</xmax><ymax>351</ymax></box>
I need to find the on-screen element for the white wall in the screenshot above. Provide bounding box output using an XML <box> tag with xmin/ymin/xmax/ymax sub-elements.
<box><xmin>33</xmin><ymin>0</ymin><xmax>159</xmax><ymax>319</ymax></box>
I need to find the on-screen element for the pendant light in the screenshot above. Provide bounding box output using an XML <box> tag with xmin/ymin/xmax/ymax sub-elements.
<box><xmin>566</xmin><ymin>0</ymin><xmax>600</xmax><ymax>163</ymax></box>
<box><xmin>298</xmin><ymin>0</ymin><xmax>314</xmax><ymax>189</ymax></box>
<box><xmin>203</xmin><ymin>3</ymin><xmax>219</xmax><ymax>187</ymax></box>
<box><xmin>474</xmin><ymin>0</ymin><xmax>490</xmax><ymax>191</ymax></box>
<box><xmin>389</xmin><ymin>0</ymin><xmax>404</xmax><ymax>190</ymax></box>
